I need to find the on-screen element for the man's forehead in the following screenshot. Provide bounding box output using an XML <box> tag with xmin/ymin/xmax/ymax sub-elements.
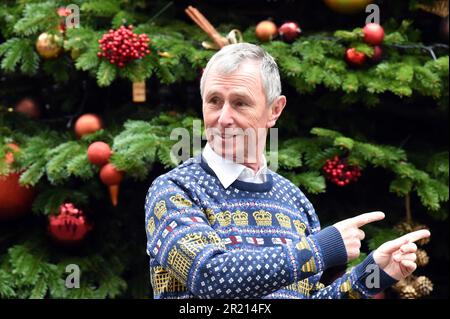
<box><xmin>205</xmin><ymin>86</ymin><xmax>253</xmax><ymax>97</ymax></box>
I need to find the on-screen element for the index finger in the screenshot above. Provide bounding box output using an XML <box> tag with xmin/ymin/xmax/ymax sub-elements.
<box><xmin>401</xmin><ymin>229</ymin><xmax>431</xmax><ymax>243</ymax></box>
<box><xmin>351</xmin><ymin>211</ymin><xmax>385</xmax><ymax>228</ymax></box>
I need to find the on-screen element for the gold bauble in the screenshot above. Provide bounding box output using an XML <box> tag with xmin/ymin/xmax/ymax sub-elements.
<box><xmin>399</xmin><ymin>285</ymin><xmax>419</xmax><ymax>299</ymax></box>
<box><xmin>35</xmin><ymin>32</ymin><xmax>62</xmax><ymax>59</ymax></box>
<box><xmin>414</xmin><ymin>276</ymin><xmax>433</xmax><ymax>297</ymax></box>
<box><xmin>416</xmin><ymin>249</ymin><xmax>430</xmax><ymax>267</ymax></box>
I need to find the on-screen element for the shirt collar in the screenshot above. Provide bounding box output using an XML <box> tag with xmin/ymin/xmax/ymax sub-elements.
<box><xmin>202</xmin><ymin>143</ymin><xmax>267</xmax><ymax>189</ymax></box>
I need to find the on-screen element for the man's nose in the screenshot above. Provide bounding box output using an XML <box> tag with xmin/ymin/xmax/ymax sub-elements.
<box><xmin>217</xmin><ymin>102</ymin><xmax>234</xmax><ymax>127</ymax></box>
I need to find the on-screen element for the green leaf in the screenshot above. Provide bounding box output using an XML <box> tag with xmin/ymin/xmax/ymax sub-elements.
<box><xmin>334</xmin><ymin>137</ymin><xmax>354</xmax><ymax>150</ymax></box>
<box><xmin>97</xmin><ymin>60</ymin><xmax>117</xmax><ymax>87</ymax></box>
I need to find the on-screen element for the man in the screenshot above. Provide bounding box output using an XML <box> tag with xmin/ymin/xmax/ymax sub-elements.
<box><xmin>144</xmin><ymin>43</ymin><xmax>430</xmax><ymax>299</ymax></box>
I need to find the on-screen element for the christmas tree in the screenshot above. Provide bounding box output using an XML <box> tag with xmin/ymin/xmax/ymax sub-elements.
<box><xmin>0</xmin><ymin>0</ymin><xmax>448</xmax><ymax>299</ymax></box>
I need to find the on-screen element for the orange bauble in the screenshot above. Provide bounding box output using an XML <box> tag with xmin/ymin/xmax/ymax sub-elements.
<box><xmin>100</xmin><ymin>163</ymin><xmax>124</xmax><ymax>207</ymax></box>
<box><xmin>35</xmin><ymin>32</ymin><xmax>62</xmax><ymax>59</ymax></box>
<box><xmin>15</xmin><ymin>98</ymin><xmax>41</xmax><ymax>119</ymax></box>
<box><xmin>324</xmin><ymin>0</ymin><xmax>372</xmax><ymax>14</ymax></box>
<box><xmin>87</xmin><ymin>141</ymin><xmax>112</xmax><ymax>166</ymax></box>
<box><xmin>100</xmin><ymin>163</ymin><xmax>123</xmax><ymax>186</ymax></box>
<box><xmin>255</xmin><ymin>21</ymin><xmax>278</xmax><ymax>42</ymax></box>
<box><xmin>74</xmin><ymin>114</ymin><xmax>103</xmax><ymax>138</ymax></box>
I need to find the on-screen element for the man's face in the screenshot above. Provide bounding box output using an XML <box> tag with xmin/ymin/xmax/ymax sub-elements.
<box><xmin>202</xmin><ymin>61</ymin><xmax>273</xmax><ymax>163</ymax></box>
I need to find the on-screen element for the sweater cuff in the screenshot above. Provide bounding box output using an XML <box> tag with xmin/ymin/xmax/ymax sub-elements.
<box><xmin>310</xmin><ymin>226</ymin><xmax>348</xmax><ymax>269</ymax></box>
<box><xmin>353</xmin><ymin>252</ymin><xmax>398</xmax><ymax>295</ymax></box>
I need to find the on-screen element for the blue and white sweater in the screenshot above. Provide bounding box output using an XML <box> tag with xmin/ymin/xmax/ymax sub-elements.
<box><xmin>144</xmin><ymin>155</ymin><xmax>396</xmax><ymax>299</ymax></box>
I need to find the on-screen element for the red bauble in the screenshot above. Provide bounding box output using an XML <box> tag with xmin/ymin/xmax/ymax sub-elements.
<box><xmin>87</xmin><ymin>141</ymin><xmax>111</xmax><ymax>166</ymax></box>
<box><xmin>98</xmin><ymin>25</ymin><xmax>151</xmax><ymax>68</ymax></box>
<box><xmin>100</xmin><ymin>163</ymin><xmax>123</xmax><ymax>185</ymax></box>
<box><xmin>322</xmin><ymin>155</ymin><xmax>362</xmax><ymax>186</ymax></box>
<box><xmin>370</xmin><ymin>45</ymin><xmax>383</xmax><ymax>63</ymax></box>
<box><xmin>255</xmin><ymin>20</ymin><xmax>278</xmax><ymax>42</ymax></box>
<box><xmin>48</xmin><ymin>203</ymin><xmax>91</xmax><ymax>244</ymax></box>
<box><xmin>15</xmin><ymin>98</ymin><xmax>41</xmax><ymax>119</ymax></box>
<box><xmin>279</xmin><ymin>21</ymin><xmax>302</xmax><ymax>43</ymax></box>
<box><xmin>0</xmin><ymin>173</ymin><xmax>36</xmax><ymax>220</ymax></box>
<box><xmin>1</xmin><ymin>144</ymin><xmax>36</xmax><ymax>220</ymax></box>
<box><xmin>345</xmin><ymin>48</ymin><xmax>366</xmax><ymax>66</ymax></box>
<box><xmin>363</xmin><ymin>23</ymin><xmax>385</xmax><ymax>46</ymax></box>
<box><xmin>74</xmin><ymin>114</ymin><xmax>103</xmax><ymax>138</ymax></box>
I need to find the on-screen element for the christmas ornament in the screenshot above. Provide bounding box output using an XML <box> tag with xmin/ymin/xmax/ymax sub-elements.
<box><xmin>132</xmin><ymin>81</ymin><xmax>146</xmax><ymax>102</ymax></box>
<box><xmin>414</xmin><ymin>276</ymin><xmax>433</xmax><ymax>296</ymax></box>
<box><xmin>14</xmin><ymin>98</ymin><xmax>41</xmax><ymax>119</ymax></box>
<box><xmin>417</xmin><ymin>0</ymin><xmax>448</xmax><ymax>18</ymax></box>
<box><xmin>35</xmin><ymin>32</ymin><xmax>62</xmax><ymax>59</ymax></box>
<box><xmin>369</xmin><ymin>45</ymin><xmax>383</xmax><ymax>63</ymax></box>
<box><xmin>323</xmin><ymin>155</ymin><xmax>362</xmax><ymax>186</ymax></box>
<box><xmin>57</xmin><ymin>7</ymin><xmax>71</xmax><ymax>33</ymax></box>
<box><xmin>74</xmin><ymin>113</ymin><xmax>103</xmax><ymax>138</ymax></box>
<box><xmin>100</xmin><ymin>163</ymin><xmax>124</xmax><ymax>206</ymax></box>
<box><xmin>416</xmin><ymin>249</ymin><xmax>430</xmax><ymax>267</ymax></box>
<box><xmin>255</xmin><ymin>20</ymin><xmax>278</xmax><ymax>42</ymax></box>
<box><xmin>278</xmin><ymin>21</ymin><xmax>302</xmax><ymax>43</ymax></box>
<box><xmin>97</xmin><ymin>25</ymin><xmax>151</xmax><ymax>68</ymax></box>
<box><xmin>324</xmin><ymin>0</ymin><xmax>372</xmax><ymax>14</ymax></box>
<box><xmin>345</xmin><ymin>48</ymin><xmax>366</xmax><ymax>67</ymax></box>
<box><xmin>185</xmin><ymin>6</ymin><xmax>229</xmax><ymax>49</ymax></box>
<box><xmin>0</xmin><ymin>173</ymin><xmax>36</xmax><ymax>220</ymax></box>
<box><xmin>1</xmin><ymin>144</ymin><xmax>35</xmax><ymax>220</ymax></box>
<box><xmin>87</xmin><ymin>141</ymin><xmax>112</xmax><ymax>166</ymax></box>
<box><xmin>399</xmin><ymin>285</ymin><xmax>418</xmax><ymax>299</ymax></box>
<box><xmin>363</xmin><ymin>23</ymin><xmax>385</xmax><ymax>46</ymax></box>
<box><xmin>48</xmin><ymin>202</ymin><xmax>91</xmax><ymax>244</ymax></box>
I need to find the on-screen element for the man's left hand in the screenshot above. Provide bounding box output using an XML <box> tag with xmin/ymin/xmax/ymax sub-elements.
<box><xmin>373</xmin><ymin>229</ymin><xmax>431</xmax><ymax>281</ymax></box>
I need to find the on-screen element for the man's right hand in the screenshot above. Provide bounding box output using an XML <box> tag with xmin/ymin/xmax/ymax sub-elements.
<box><xmin>333</xmin><ymin>211</ymin><xmax>385</xmax><ymax>262</ymax></box>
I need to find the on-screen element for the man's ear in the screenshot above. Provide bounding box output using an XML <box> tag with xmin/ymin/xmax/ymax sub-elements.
<box><xmin>267</xmin><ymin>95</ymin><xmax>286</xmax><ymax>128</ymax></box>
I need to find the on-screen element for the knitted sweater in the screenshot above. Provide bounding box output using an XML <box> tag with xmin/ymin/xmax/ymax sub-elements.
<box><xmin>144</xmin><ymin>155</ymin><xmax>396</xmax><ymax>299</ymax></box>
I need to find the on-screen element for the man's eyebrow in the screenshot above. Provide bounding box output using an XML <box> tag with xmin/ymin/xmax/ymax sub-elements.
<box><xmin>205</xmin><ymin>91</ymin><xmax>222</xmax><ymax>98</ymax></box>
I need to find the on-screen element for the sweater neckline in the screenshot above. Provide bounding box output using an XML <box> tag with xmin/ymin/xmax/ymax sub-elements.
<box><xmin>197</xmin><ymin>155</ymin><xmax>274</xmax><ymax>193</ymax></box>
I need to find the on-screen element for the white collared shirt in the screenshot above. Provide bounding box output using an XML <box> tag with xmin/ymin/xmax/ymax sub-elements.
<box><xmin>202</xmin><ymin>143</ymin><xmax>268</xmax><ymax>189</ymax></box>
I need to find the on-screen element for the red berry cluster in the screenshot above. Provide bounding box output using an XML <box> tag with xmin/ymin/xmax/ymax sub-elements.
<box><xmin>97</xmin><ymin>25</ymin><xmax>151</xmax><ymax>68</ymax></box>
<box><xmin>323</xmin><ymin>155</ymin><xmax>362</xmax><ymax>186</ymax></box>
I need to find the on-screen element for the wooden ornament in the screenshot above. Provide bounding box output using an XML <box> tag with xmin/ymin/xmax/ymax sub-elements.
<box><xmin>132</xmin><ymin>81</ymin><xmax>146</xmax><ymax>103</ymax></box>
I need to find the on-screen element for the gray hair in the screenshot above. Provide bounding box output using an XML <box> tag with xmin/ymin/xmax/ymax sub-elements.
<box><xmin>200</xmin><ymin>43</ymin><xmax>282</xmax><ymax>106</ymax></box>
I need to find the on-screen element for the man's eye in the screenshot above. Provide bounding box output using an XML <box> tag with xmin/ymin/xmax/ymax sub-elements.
<box><xmin>235</xmin><ymin>101</ymin><xmax>248</xmax><ymax>107</ymax></box>
<box><xmin>209</xmin><ymin>98</ymin><xmax>219</xmax><ymax>104</ymax></box>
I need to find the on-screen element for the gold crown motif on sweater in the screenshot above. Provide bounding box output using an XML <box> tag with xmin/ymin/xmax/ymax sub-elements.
<box><xmin>169</xmin><ymin>194</ymin><xmax>192</xmax><ymax>208</ymax></box>
<box><xmin>232</xmin><ymin>211</ymin><xmax>248</xmax><ymax>226</ymax></box>
<box><xmin>253</xmin><ymin>210</ymin><xmax>272</xmax><ymax>226</ymax></box>
<box><xmin>147</xmin><ymin>217</ymin><xmax>155</xmax><ymax>235</ymax></box>
<box><xmin>154</xmin><ymin>200</ymin><xmax>167</xmax><ymax>220</ymax></box>
<box><xmin>204</xmin><ymin>208</ymin><xmax>216</xmax><ymax>225</ymax></box>
<box><xmin>275</xmin><ymin>213</ymin><xmax>291</xmax><ymax>228</ymax></box>
<box><xmin>294</xmin><ymin>220</ymin><xmax>307</xmax><ymax>235</ymax></box>
<box><xmin>216</xmin><ymin>211</ymin><xmax>232</xmax><ymax>226</ymax></box>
